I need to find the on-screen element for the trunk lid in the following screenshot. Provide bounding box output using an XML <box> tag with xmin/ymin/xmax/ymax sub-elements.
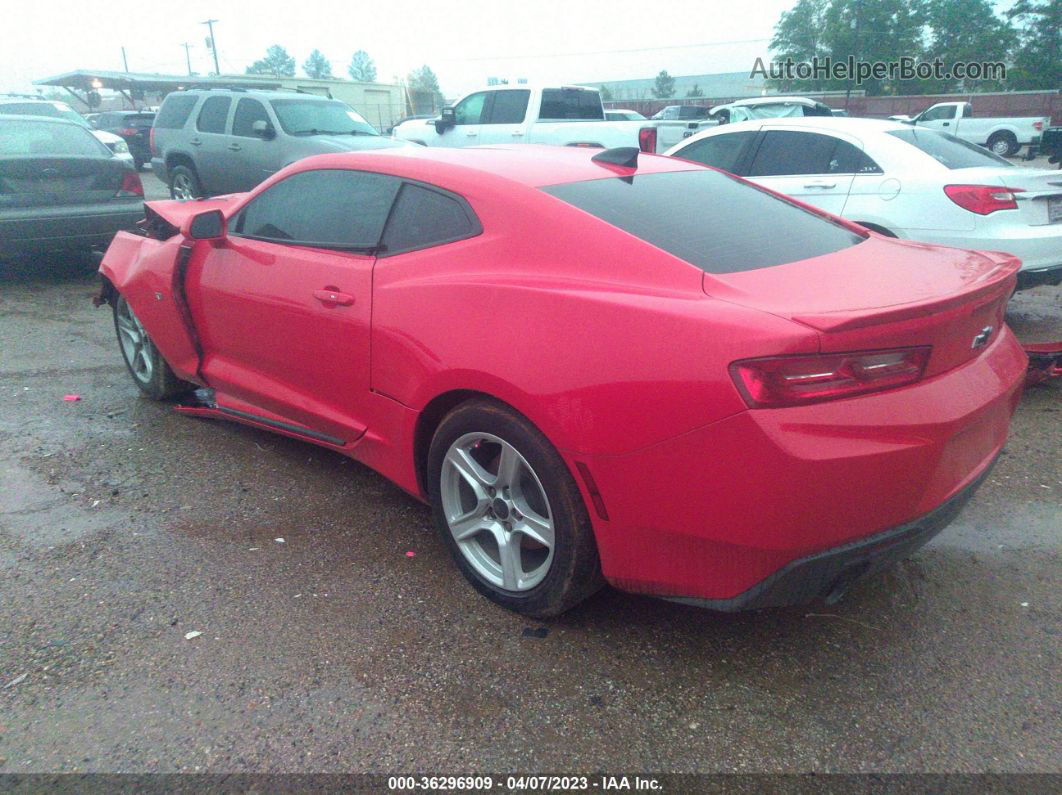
<box><xmin>703</xmin><ymin>236</ymin><xmax>1020</xmax><ymax>378</ymax></box>
<box><xmin>0</xmin><ymin>156</ymin><xmax>128</xmax><ymax>208</ymax></box>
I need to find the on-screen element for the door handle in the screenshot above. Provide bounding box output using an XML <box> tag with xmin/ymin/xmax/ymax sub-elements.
<box><xmin>942</xmin><ymin>121</ymin><xmax>950</xmax><ymax>127</ymax></box>
<box><xmin>228</xmin><ymin>142</ymin><xmax>242</xmax><ymax>151</ymax></box>
<box><xmin>804</xmin><ymin>181</ymin><xmax>837</xmax><ymax>189</ymax></box>
<box><xmin>511</xmin><ymin>129</ymin><xmax>524</xmax><ymax>136</ymax></box>
<box><xmin>466</xmin><ymin>131</ymin><xmax>478</xmax><ymax>137</ymax></box>
<box><xmin>313</xmin><ymin>289</ymin><xmax>355</xmax><ymax>306</ymax></box>
<box><xmin>190</xmin><ymin>137</ymin><xmax>202</xmax><ymax>146</ymax></box>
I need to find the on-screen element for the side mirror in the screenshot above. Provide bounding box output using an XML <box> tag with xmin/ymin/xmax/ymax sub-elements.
<box><xmin>252</xmin><ymin>119</ymin><xmax>276</xmax><ymax>140</ymax></box>
<box><xmin>185</xmin><ymin>209</ymin><xmax>226</xmax><ymax>241</ymax></box>
<box><xmin>435</xmin><ymin>107</ymin><xmax>456</xmax><ymax>134</ymax></box>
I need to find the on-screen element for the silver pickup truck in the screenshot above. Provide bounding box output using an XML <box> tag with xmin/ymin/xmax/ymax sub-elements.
<box><xmin>392</xmin><ymin>85</ymin><xmax>656</xmax><ymax>151</ymax></box>
<box><xmin>889</xmin><ymin>101</ymin><xmax>1049</xmax><ymax>156</ymax></box>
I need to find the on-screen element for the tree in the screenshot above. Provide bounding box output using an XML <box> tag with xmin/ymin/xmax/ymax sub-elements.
<box><xmin>246</xmin><ymin>45</ymin><xmax>296</xmax><ymax>77</ymax></box>
<box><xmin>651</xmin><ymin>70</ymin><xmax>675</xmax><ymax>99</ymax></box>
<box><xmin>348</xmin><ymin>50</ymin><xmax>377</xmax><ymax>82</ymax></box>
<box><xmin>923</xmin><ymin>0</ymin><xmax>1014</xmax><ymax>92</ymax></box>
<box><xmin>407</xmin><ymin>65</ymin><xmax>444</xmax><ymax>112</ymax></box>
<box><xmin>1006</xmin><ymin>0</ymin><xmax>1061</xmax><ymax>90</ymax></box>
<box><xmin>769</xmin><ymin>0</ymin><xmax>829</xmax><ymax>91</ymax></box>
<box><xmin>686</xmin><ymin>84</ymin><xmax>704</xmax><ymax>97</ymax></box>
<box><xmin>303</xmin><ymin>49</ymin><xmax>333</xmax><ymax>79</ymax></box>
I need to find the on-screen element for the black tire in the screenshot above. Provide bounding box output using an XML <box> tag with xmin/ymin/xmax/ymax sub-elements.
<box><xmin>427</xmin><ymin>399</ymin><xmax>604</xmax><ymax>617</ymax></box>
<box><xmin>113</xmin><ymin>294</ymin><xmax>193</xmax><ymax>401</ymax></box>
<box><xmin>987</xmin><ymin>132</ymin><xmax>1018</xmax><ymax>157</ymax></box>
<box><xmin>168</xmin><ymin>164</ymin><xmax>203</xmax><ymax>200</ymax></box>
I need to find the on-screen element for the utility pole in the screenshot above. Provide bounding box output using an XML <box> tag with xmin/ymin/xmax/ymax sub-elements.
<box><xmin>182</xmin><ymin>43</ymin><xmax>193</xmax><ymax>76</ymax></box>
<box><xmin>121</xmin><ymin>46</ymin><xmax>129</xmax><ymax>72</ymax></box>
<box><xmin>201</xmin><ymin>19</ymin><xmax>220</xmax><ymax>75</ymax></box>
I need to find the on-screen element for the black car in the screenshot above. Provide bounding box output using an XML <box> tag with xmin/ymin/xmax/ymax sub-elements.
<box><xmin>0</xmin><ymin>115</ymin><xmax>144</xmax><ymax>258</ymax></box>
<box><xmin>95</xmin><ymin>110</ymin><xmax>156</xmax><ymax>169</ymax></box>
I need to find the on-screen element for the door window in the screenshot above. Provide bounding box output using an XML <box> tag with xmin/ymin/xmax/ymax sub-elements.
<box><xmin>232</xmin><ymin>98</ymin><xmax>270</xmax><ymax>138</ymax></box>
<box><xmin>920</xmin><ymin>104</ymin><xmax>956</xmax><ymax>121</ymax></box>
<box><xmin>454</xmin><ymin>93</ymin><xmax>488</xmax><ymax>125</ymax></box>
<box><xmin>747</xmin><ymin>130</ymin><xmax>876</xmax><ymax>176</ymax></box>
<box><xmin>485</xmin><ymin>90</ymin><xmax>530</xmax><ymax>124</ymax></box>
<box><xmin>380</xmin><ymin>183</ymin><xmax>481</xmax><ymax>255</ymax></box>
<box><xmin>233</xmin><ymin>169</ymin><xmax>401</xmax><ymax>251</ymax></box>
<box><xmin>673</xmin><ymin>131</ymin><xmax>757</xmax><ymax>174</ymax></box>
<box><xmin>196</xmin><ymin>96</ymin><xmax>231</xmax><ymax>134</ymax></box>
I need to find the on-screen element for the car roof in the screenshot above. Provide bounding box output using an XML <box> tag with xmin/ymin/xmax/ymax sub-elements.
<box><xmin>725</xmin><ymin>96</ymin><xmax>823</xmax><ymax>108</ymax></box>
<box><xmin>694</xmin><ymin>116</ymin><xmax>912</xmax><ymax>135</ymax></box>
<box><xmin>0</xmin><ymin>113</ymin><xmax>81</xmax><ymax>126</ymax></box>
<box><xmin>291</xmin><ymin>144</ymin><xmax>703</xmax><ymax>190</ymax></box>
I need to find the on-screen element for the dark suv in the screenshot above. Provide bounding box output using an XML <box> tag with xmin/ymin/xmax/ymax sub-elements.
<box><xmin>95</xmin><ymin>111</ymin><xmax>155</xmax><ymax>170</ymax></box>
<box><xmin>150</xmin><ymin>88</ymin><xmax>406</xmax><ymax>199</ymax></box>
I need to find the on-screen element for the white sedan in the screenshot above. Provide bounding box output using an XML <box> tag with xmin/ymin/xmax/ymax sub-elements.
<box><xmin>665</xmin><ymin>116</ymin><xmax>1062</xmax><ymax>289</ymax></box>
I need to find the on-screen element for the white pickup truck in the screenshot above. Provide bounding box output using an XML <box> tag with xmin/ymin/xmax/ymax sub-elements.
<box><xmin>889</xmin><ymin>101</ymin><xmax>1048</xmax><ymax>157</ymax></box>
<box><xmin>392</xmin><ymin>85</ymin><xmax>656</xmax><ymax>151</ymax></box>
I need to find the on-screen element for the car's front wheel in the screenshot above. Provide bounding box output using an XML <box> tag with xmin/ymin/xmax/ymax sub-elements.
<box><xmin>113</xmin><ymin>295</ymin><xmax>192</xmax><ymax>400</ymax></box>
<box><xmin>427</xmin><ymin>399</ymin><xmax>604</xmax><ymax>617</ymax></box>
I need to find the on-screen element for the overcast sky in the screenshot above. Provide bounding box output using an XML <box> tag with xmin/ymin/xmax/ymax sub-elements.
<box><xmin>6</xmin><ymin>0</ymin><xmax>791</xmax><ymax>97</ymax></box>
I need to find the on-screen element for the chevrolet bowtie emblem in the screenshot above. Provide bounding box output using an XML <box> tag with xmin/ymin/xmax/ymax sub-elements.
<box><xmin>971</xmin><ymin>326</ymin><xmax>994</xmax><ymax>349</ymax></box>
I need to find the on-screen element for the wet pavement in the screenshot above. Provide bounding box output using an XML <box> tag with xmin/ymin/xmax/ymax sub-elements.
<box><xmin>0</xmin><ymin>259</ymin><xmax>1059</xmax><ymax>774</ymax></box>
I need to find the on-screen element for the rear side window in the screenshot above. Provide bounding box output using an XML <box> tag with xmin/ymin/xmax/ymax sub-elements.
<box><xmin>542</xmin><ymin>170</ymin><xmax>863</xmax><ymax>274</ymax></box>
<box><xmin>486</xmin><ymin>90</ymin><xmax>530</xmax><ymax>124</ymax></box>
<box><xmin>673</xmin><ymin>131</ymin><xmax>756</xmax><ymax>174</ymax></box>
<box><xmin>888</xmin><ymin>128</ymin><xmax>1012</xmax><ymax>169</ymax></box>
<box><xmin>196</xmin><ymin>96</ymin><xmax>231</xmax><ymax>134</ymax></box>
<box><xmin>155</xmin><ymin>95</ymin><xmax>199</xmax><ymax>129</ymax></box>
<box><xmin>232</xmin><ymin>99</ymin><xmax>270</xmax><ymax>137</ymax></box>
<box><xmin>539</xmin><ymin>89</ymin><xmax>604</xmax><ymax>121</ymax></box>
<box><xmin>234</xmin><ymin>169</ymin><xmax>401</xmax><ymax>250</ymax></box>
<box><xmin>380</xmin><ymin>183</ymin><xmax>480</xmax><ymax>255</ymax></box>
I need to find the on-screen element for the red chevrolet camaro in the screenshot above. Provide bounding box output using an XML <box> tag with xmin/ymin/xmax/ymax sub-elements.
<box><xmin>98</xmin><ymin>144</ymin><xmax>1027</xmax><ymax>616</ymax></box>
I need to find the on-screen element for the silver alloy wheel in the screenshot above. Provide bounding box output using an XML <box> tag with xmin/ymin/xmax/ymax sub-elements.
<box><xmin>990</xmin><ymin>138</ymin><xmax>1011</xmax><ymax>156</ymax></box>
<box><xmin>171</xmin><ymin>171</ymin><xmax>196</xmax><ymax>200</ymax></box>
<box><xmin>440</xmin><ymin>432</ymin><xmax>555</xmax><ymax>592</ymax></box>
<box><xmin>115</xmin><ymin>299</ymin><xmax>155</xmax><ymax>384</ymax></box>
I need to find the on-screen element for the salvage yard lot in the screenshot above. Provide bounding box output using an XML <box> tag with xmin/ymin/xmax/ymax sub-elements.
<box><xmin>0</xmin><ymin>263</ymin><xmax>1059</xmax><ymax>773</ymax></box>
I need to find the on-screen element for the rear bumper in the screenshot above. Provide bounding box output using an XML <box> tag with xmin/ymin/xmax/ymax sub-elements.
<box><xmin>150</xmin><ymin>158</ymin><xmax>168</xmax><ymax>185</ymax></box>
<box><xmin>668</xmin><ymin>459</ymin><xmax>994</xmax><ymax>611</ymax></box>
<box><xmin>901</xmin><ymin>224</ymin><xmax>1062</xmax><ymax>274</ymax></box>
<box><xmin>579</xmin><ymin>328</ymin><xmax>1027</xmax><ymax>606</ymax></box>
<box><xmin>0</xmin><ymin>202</ymin><xmax>143</xmax><ymax>254</ymax></box>
<box><xmin>1016</xmin><ymin>263</ymin><xmax>1062</xmax><ymax>290</ymax></box>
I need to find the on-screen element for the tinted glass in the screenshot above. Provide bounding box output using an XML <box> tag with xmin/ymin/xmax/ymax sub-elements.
<box><xmin>381</xmin><ymin>183</ymin><xmax>479</xmax><ymax>254</ymax></box>
<box><xmin>830</xmin><ymin>139</ymin><xmax>882</xmax><ymax>174</ymax></box>
<box><xmin>920</xmin><ymin>104</ymin><xmax>955</xmax><ymax>121</ymax></box>
<box><xmin>678</xmin><ymin>106</ymin><xmax>709</xmax><ymax>119</ymax></box>
<box><xmin>125</xmin><ymin>113</ymin><xmax>155</xmax><ymax>127</ymax></box>
<box><xmin>232</xmin><ymin>98</ymin><xmax>270</xmax><ymax>137</ymax></box>
<box><xmin>155</xmin><ymin>95</ymin><xmax>199</xmax><ymax>128</ymax></box>
<box><xmin>539</xmin><ymin>89</ymin><xmax>603</xmax><ymax>121</ymax></box>
<box><xmin>487</xmin><ymin>90</ymin><xmax>530</xmax><ymax>124</ymax></box>
<box><xmin>196</xmin><ymin>96</ymin><xmax>231</xmax><ymax>134</ymax></box>
<box><xmin>673</xmin><ymin>131</ymin><xmax>756</xmax><ymax>173</ymax></box>
<box><xmin>748</xmin><ymin>130</ymin><xmax>838</xmax><ymax>176</ymax></box>
<box><xmin>0</xmin><ymin>102</ymin><xmax>61</xmax><ymax>118</ymax></box>
<box><xmin>542</xmin><ymin>170</ymin><xmax>862</xmax><ymax>274</ymax></box>
<box><xmin>0</xmin><ymin>119</ymin><xmax>109</xmax><ymax>157</ymax></box>
<box><xmin>454</xmin><ymin>92</ymin><xmax>487</xmax><ymax>125</ymax></box>
<box><xmin>270</xmin><ymin>99</ymin><xmax>377</xmax><ymax>136</ymax></box>
<box><xmin>888</xmin><ymin>128</ymin><xmax>1012</xmax><ymax>169</ymax></box>
<box><xmin>234</xmin><ymin>169</ymin><xmax>400</xmax><ymax>250</ymax></box>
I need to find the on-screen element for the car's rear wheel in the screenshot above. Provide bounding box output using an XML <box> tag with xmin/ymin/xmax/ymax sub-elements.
<box><xmin>113</xmin><ymin>295</ymin><xmax>192</xmax><ymax>400</ymax></box>
<box><xmin>427</xmin><ymin>399</ymin><xmax>604</xmax><ymax>617</ymax></box>
<box><xmin>169</xmin><ymin>164</ymin><xmax>202</xmax><ymax>200</ymax></box>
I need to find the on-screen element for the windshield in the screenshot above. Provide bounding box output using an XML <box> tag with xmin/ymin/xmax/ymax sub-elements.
<box><xmin>0</xmin><ymin>101</ymin><xmax>91</xmax><ymax>128</ymax></box>
<box><xmin>269</xmin><ymin>99</ymin><xmax>378</xmax><ymax>136</ymax></box>
<box><xmin>888</xmin><ymin>128</ymin><xmax>1013</xmax><ymax>169</ymax></box>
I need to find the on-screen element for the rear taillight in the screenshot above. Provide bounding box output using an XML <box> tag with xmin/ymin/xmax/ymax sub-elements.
<box><xmin>729</xmin><ymin>347</ymin><xmax>931</xmax><ymax>408</ymax></box>
<box><xmin>149</xmin><ymin>127</ymin><xmax>157</xmax><ymax>155</ymax></box>
<box><xmin>117</xmin><ymin>170</ymin><xmax>144</xmax><ymax>198</ymax></box>
<box><xmin>120</xmin><ymin>127</ymin><xmax>137</xmax><ymax>136</ymax></box>
<box><xmin>1033</xmin><ymin>121</ymin><xmax>1043</xmax><ymax>132</ymax></box>
<box><xmin>638</xmin><ymin>126</ymin><xmax>657</xmax><ymax>153</ymax></box>
<box><xmin>944</xmin><ymin>184</ymin><xmax>1023</xmax><ymax>215</ymax></box>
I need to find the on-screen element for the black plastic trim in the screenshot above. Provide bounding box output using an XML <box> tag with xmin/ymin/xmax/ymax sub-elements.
<box><xmin>216</xmin><ymin>407</ymin><xmax>345</xmax><ymax>446</ymax></box>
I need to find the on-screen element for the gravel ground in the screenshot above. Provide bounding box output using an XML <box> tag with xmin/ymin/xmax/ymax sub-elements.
<box><xmin>0</xmin><ymin>250</ymin><xmax>1059</xmax><ymax>775</ymax></box>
